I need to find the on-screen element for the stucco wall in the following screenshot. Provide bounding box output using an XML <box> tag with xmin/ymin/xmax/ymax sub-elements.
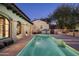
<box><xmin>32</xmin><ymin>20</ymin><xmax>49</xmax><ymax>33</ymax></box>
<box><xmin>0</xmin><ymin>4</ymin><xmax>32</xmax><ymax>40</ymax></box>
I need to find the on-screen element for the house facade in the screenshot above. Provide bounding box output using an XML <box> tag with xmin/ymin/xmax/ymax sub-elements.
<box><xmin>0</xmin><ymin>3</ymin><xmax>33</xmax><ymax>48</ymax></box>
<box><xmin>32</xmin><ymin>20</ymin><xmax>50</xmax><ymax>34</ymax></box>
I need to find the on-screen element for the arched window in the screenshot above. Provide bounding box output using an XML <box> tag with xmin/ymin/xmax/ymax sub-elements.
<box><xmin>0</xmin><ymin>16</ymin><xmax>10</xmax><ymax>39</ymax></box>
<box><xmin>17</xmin><ymin>21</ymin><xmax>21</xmax><ymax>35</ymax></box>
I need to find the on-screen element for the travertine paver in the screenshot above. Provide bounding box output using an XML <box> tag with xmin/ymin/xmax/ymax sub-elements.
<box><xmin>0</xmin><ymin>36</ymin><xmax>32</xmax><ymax>56</ymax></box>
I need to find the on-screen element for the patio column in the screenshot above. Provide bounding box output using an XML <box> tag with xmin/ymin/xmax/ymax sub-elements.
<box><xmin>29</xmin><ymin>25</ymin><xmax>32</xmax><ymax>35</ymax></box>
<box><xmin>11</xmin><ymin>20</ymin><xmax>17</xmax><ymax>42</ymax></box>
<box><xmin>21</xmin><ymin>24</ymin><xmax>26</xmax><ymax>37</ymax></box>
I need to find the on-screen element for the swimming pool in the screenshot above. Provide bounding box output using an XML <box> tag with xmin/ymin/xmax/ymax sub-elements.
<box><xmin>17</xmin><ymin>34</ymin><xmax>79</xmax><ymax>56</ymax></box>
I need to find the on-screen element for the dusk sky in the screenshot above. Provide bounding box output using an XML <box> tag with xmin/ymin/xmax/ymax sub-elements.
<box><xmin>16</xmin><ymin>3</ymin><xmax>61</xmax><ymax>21</ymax></box>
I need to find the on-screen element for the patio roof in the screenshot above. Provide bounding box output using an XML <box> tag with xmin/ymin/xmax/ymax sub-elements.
<box><xmin>1</xmin><ymin>3</ymin><xmax>33</xmax><ymax>24</ymax></box>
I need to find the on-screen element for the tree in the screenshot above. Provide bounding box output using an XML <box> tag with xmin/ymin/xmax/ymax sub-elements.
<box><xmin>53</xmin><ymin>4</ymin><xmax>72</xmax><ymax>30</ymax></box>
<box><xmin>51</xmin><ymin>4</ymin><xmax>78</xmax><ymax>36</ymax></box>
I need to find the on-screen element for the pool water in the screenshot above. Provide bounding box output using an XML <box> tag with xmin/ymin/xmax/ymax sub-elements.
<box><xmin>17</xmin><ymin>34</ymin><xmax>79</xmax><ymax>56</ymax></box>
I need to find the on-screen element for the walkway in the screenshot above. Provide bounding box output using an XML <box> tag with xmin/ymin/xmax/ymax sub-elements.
<box><xmin>0</xmin><ymin>36</ymin><xmax>32</xmax><ymax>56</ymax></box>
<box><xmin>52</xmin><ymin>34</ymin><xmax>79</xmax><ymax>51</ymax></box>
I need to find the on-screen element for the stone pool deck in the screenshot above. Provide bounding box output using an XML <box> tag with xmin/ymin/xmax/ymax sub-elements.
<box><xmin>52</xmin><ymin>34</ymin><xmax>79</xmax><ymax>51</ymax></box>
<box><xmin>0</xmin><ymin>36</ymin><xmax>32</xmax><ymax>56</ymax></box>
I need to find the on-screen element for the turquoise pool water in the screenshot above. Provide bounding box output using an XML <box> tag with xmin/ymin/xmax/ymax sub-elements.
<box><xmin>17</xmin><ymin>34</ymin><xmax>79</xmax><ymax>56</ymax></box>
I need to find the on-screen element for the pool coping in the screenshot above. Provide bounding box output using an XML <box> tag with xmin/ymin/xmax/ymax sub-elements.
<box><xmin>17</xmin><ymin>35</ymin><xmax>36</xmax><ymax>56</ymax></box>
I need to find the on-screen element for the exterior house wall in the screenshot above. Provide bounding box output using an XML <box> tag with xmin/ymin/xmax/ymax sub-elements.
<box><xmin>0</xmin><ymin>4</ymin><xmax>32</xmax><ymax>40</ymax></box>
<box><xmin>32</xmin><ymin>20</ymin><xmax>50</xmax><ymax>34</ymax></box>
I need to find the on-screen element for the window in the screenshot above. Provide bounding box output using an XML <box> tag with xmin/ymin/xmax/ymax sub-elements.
<box><xmin>5</xmin><ymin>19</ymin><xmax>10</xmax><ymax>37</ymax></box>
<box><xmin>17</xmin><ymin>21</ymin><xmax>21</xmax><ymax>35</ymax></box>
<box><xmin>40</xmin><ymin>25</ymin><xmax>43</xmax><ymax>29</ymax></box>
<box><xmin>0</xmin><ymin>16</ymin><xmax>10</xmax><ymax>39</ymax></box>
<box><xmin>0</xmin><ymin>18</ymin><xmax>4</xmax><ymax>38</ymax></box>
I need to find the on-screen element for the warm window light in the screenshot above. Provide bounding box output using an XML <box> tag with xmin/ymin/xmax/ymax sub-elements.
<box><xmin>5</xmin><ymin>18</ymin><xmax>9</xmax><ymax>37</ymax></box>
<box><xmin>0</xmin><ymin>16</ymin><xmax>10</xmax><ymax>39</ymax></box>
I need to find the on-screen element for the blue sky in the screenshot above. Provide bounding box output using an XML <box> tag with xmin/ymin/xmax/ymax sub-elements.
<box><xmin>16</xmin><ymin>3</ymin><xmax>61</xmax><ymax>21</ymax></box>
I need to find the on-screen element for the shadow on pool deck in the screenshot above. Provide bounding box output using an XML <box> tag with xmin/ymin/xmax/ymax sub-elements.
<box><xmin>0</xmin><ymin>36</ymin><xmax>32</xmax><ymax>56</ymax></box>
